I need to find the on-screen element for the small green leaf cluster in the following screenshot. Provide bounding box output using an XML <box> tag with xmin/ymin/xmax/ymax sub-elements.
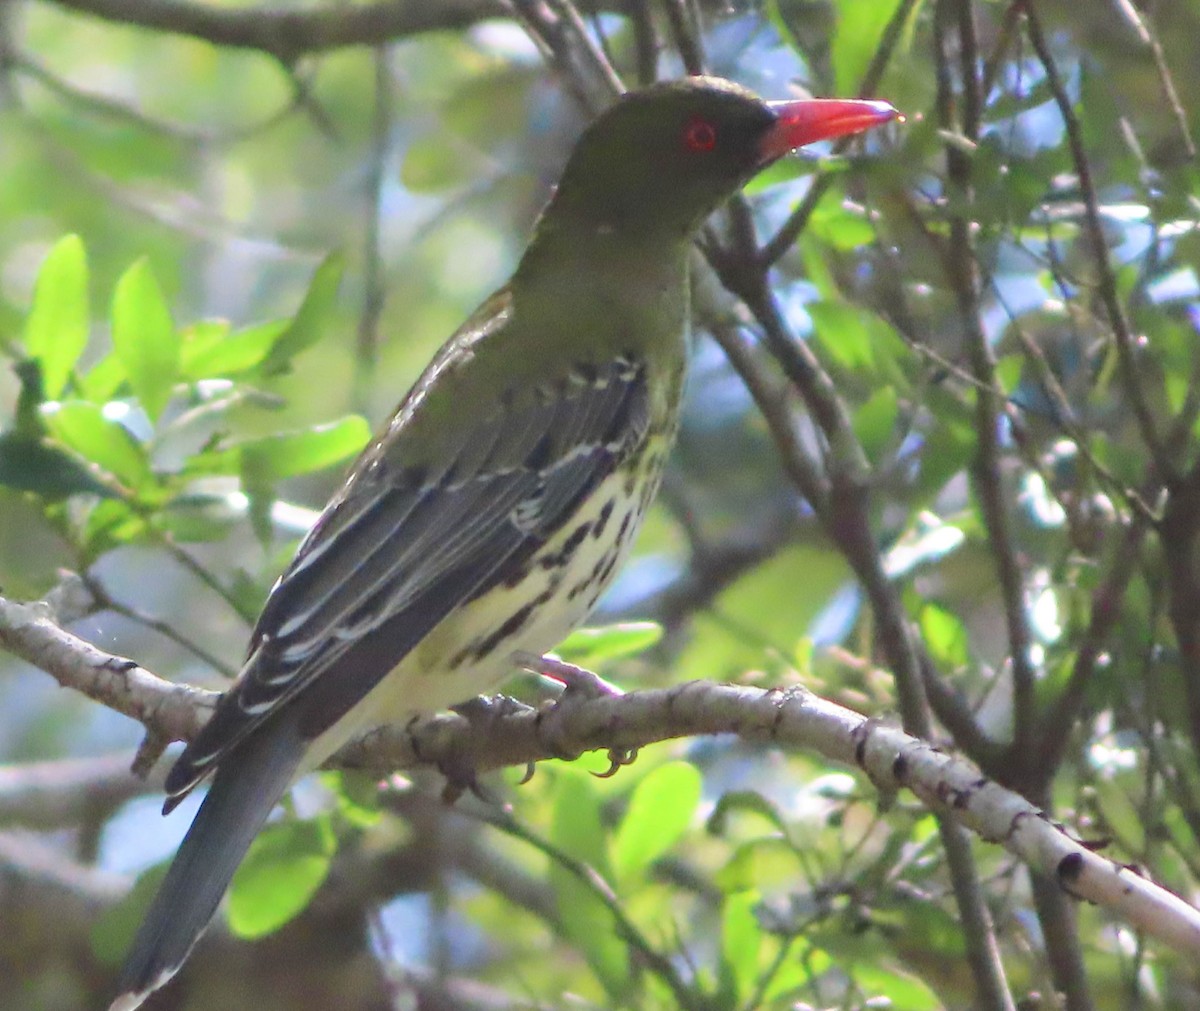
<box><xmin>4</xmin><ymin>237</ymin><xmax>363</xmax><ymax>566</ymax></box>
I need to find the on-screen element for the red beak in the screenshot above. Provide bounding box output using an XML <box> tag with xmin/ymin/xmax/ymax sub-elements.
<box><xmin>758</xmin><ymin>99</ymin><xmax>898</xmax><ymax>164</ymax></box>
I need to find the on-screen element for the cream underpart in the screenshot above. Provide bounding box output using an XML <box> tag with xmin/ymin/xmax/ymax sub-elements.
<box><xmin>301</xmin><ymin>438</ymin><xmax>669</xmax><ymax>773</ymax></box>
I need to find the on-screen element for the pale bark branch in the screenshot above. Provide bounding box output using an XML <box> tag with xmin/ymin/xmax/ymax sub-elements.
<box><xmin>353</xmin><ymin>685</ymin><xmax>1200</xmax><ymax>960</ymax></box>
<box><xmin>3</xmin><ymin>589</ymin><xmax>1200</xmax><ymax>958</ymax></box>
<box><xmin>0</xmin><ymin>592</ymin><xmax>216</xmax><ymax>747</ymax></box>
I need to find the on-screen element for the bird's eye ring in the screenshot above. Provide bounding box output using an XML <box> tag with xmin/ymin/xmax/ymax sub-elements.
<box><xmin>683</xmin><ymin>118</ymin><xmax>717</xmax><ymax>153</ymax></box>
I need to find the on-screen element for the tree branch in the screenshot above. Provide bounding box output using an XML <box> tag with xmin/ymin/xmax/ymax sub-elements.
<box><xmin>4</xmin><ymin>589</ymin><xmax>1200</xmax><ymax>959</ymax></box>
<box><xmin>0</xmin><ymin>592</ymin><xmax>215</xmax><ymax>756</ymax></box>
<box><xmin>934</xmin><ymin>0</ymin><xmax>1037</xmax><ymax>772</ymax></box>
<box><xmin>344</xmin><ymin>685</ymin><xmax>1200</xmax><ymax>961</ymax></box>
<box><xmin>42</xmin><ymin>0</ymin><xmax>511</xmax><ymax>62</ymax></box>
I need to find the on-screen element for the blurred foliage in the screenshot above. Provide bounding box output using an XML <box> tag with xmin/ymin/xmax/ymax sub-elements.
<box><xmin>3</xmin><ymin>0</ymin><xmax>1200</xmax><ymax>1009</ymax></box>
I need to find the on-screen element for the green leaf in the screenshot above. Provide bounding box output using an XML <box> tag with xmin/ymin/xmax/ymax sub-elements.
<box><xmin>550</xmin><ymin>767</ymin><xmax>612</xmax><ymax>883</ymax></box>
<box><xmin>799</xmin><ymin>235</ymin><xmax>838</xmax><ymax>299</ymax></box>
<box><xmin>401</xmin><ymin>133</ymin><xmax>485</xmax><ymax>192</ymax></box>
<box><xmin>12</xmin><ymin>359</ymin><xmax>48</xmax><ymax>436</ymax></box>
<box><xmin>322</xmin><ymin>771</ymin><xmax>382</xmax><ymax>829</ymax></box>
<box><xmin>809</xmin><ymin>190</ymin><xmax>876</xmax><ymax>250</ymax></box>
<box><xmin>720</xmin><ymin>890</ymin><xmax>762</xmax><ymax>1005</ymax></box>
<box><xmin>78</xmin><ymin>352</ymin><xmax>128</xmax><ymax>402</ymax></box>
<box><xmin>853</xmin><ymin>385</ymin><xmax>898</xmax><ymax>462</ymax></box>
<box><xmin>808</xmin><ymin>299</ymin><xmax>874</xmax><ymax>369</ymax></box>
<box><xmin>919</xmin><ymin>601</ymin><xmax>970</xmax><ymax>670</ymax></box>
<box><xmin>181</xmin><ymin>318</ymin><xmax>289</xmax><ymax>379</ymax></box>
<box><xmin>848</xmin><ymin>965</ymin><xmax>941</xmax><ymax>1010</ymax></box>
<box><xmin>91</xmin><ymin>862</ymin><xmax>169</xmax><ymax>966</ymax></box>
<box><xmin>760</xmin><ymin>949</ymin><xmax>817</xmax><ymax>1004</ymax></box>
<box><xmin>549</xmin><ymin>769</ymin><xmax>627</xmax><ymax>996</ymax></box>
<box><xmin>0</xmin><ymin>432</ymin><xmax>115</xmax><ymax>498</ymax></box>
<box><xmin>994</xmin><ymin>354</ymin><xmax>1023</xmax><ymax>395</ymax></box>
<box><xmin>42</xmin><ymin>401</ymin><xmax>149</xmax><ymax>490</ymax></box>
<box><xmin>680</xmin><ymin>545</ymin><xmax>852</xmax><ymax>676</ymax></box>
<box><xmin>832</xmin><ymin>0</ymin><xmax>905</xmax><ymax>96</ymax></box>
<box><xmin>227</xmin><ymin>816</ymin><xmax>336</xmax><ymax>938</ymax></box>
<box><xmin>714</xmin><ymin>836</ymin><xmax>802</xmax><ymax>893</ymax></box>
<box><xmin>178</xmin><ymin>319</ymin><xmax>229</xmax><ymax>369</ymax></box>
<box><xmin>809</xmin><ymin>300</ymin><xmax>905</xmax><ymax>373</ymax></box>
<box><xmin>24</xmin><ymin>234</ymin><xmax>90</xmax><ymax>398</ymax></box>
<box><xmin>612</xmin><ymin>761</ymin><xmax>701</xmax><ymax>881</ymax></box>
<box><xmin>263</xmin><ymin>253</ymin><xmax>344</xmax><ymax>372</ymax></box>
<box><xmin>111</xmin><ymin>258</ymin><xmax>179</xmax><ymax>422</ymax></box>
<box><xmin>556</xmin><ymin>621</ymin><xmax>663</xmax><ymax>666</ymax></box>
<box><xmin>917</xmin><ymin>395</ymin><xmax>976</xmax><ymax>499</ymax></box>
<box><xmin>157</xmin><ymin>491</ymin><xmax>245</xmax><ymax>542</ymax></box>
<box><xmin>240</xmin><ymin>416</ymin><xmax>371</xmax><ymax>482</ymax></box>
<box><xmin>706</xmin><ymin>790</ymin><xmax>792</xmax><ymax>839</ymax></box>
<box><xmin>743</xmin><ymin>153</ymin><xmax>810</xmax><ymax>195</ymax></box>
<box><xmin>80</xmin><ymin>498</ymin><xmax>146</xmax><ymax>560</ymax></box>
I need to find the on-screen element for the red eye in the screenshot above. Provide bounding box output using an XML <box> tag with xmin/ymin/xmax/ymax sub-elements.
<box><xmin>683</xmin><ymin>118</ymin><xmax>717</xmax><ymax>152</ymax></box>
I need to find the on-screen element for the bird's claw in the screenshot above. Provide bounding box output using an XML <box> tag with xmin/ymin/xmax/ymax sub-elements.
<box><xmin>595</xmin><ymin>747</ymin><xmax>638</xmax><ymax>778</ymax></box>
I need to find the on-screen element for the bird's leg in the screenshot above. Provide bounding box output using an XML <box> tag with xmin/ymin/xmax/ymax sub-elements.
<box><xmin>511</xmin><ymin>650</ymin><xmax>625</xmax><ymax>699</ymax></box>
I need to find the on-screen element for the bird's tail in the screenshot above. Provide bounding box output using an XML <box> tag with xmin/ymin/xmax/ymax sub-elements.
<box><xmin>109</xmin><ymin>721</ymin><xmax>305</xmax><ymax>1011</ymax></box>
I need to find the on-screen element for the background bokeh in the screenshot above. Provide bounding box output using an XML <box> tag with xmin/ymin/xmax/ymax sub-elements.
<box><xmin>3</xmin><ymin>1</ymin><xmax>1200</xmax><ymax>1008</ymax></box>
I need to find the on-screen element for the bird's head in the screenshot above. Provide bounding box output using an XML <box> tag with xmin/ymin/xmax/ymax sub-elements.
<box><xmin>546</xmin><ymin>76</ymin><xmax>897</xmax><ymax>241</ymax></box>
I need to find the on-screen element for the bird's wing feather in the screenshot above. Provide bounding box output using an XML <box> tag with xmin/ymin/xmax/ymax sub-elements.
<box><xmin>164</xmin><ymin>354</ymin><xmax>649</xmax><ymax>806</ymax></box>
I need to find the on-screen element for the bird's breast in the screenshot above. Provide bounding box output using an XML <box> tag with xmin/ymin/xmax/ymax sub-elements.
<box><xmin>435</xmin><ymin>431</ymin><xmax>673</xmax><ymax>674</ymax></box>
<box><xmin>309</xmin><ymin>432</ymin><xmax>674</xmax><ymax>763</ymax></box>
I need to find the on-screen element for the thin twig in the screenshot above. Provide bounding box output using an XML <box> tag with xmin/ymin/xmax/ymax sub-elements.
<box><xmin>696</xmin><ymin>313</ymin><xmax>832</xmax><ymax>520</ymax></box>
<box><xmin>1158</xmin><ymin>464</ymin><xmax>1200</xmax><ymax>755</ymax></box>
<box><xmin>511</xmin><ymin>0</ymin><xmax>623</xmax><ymax>113</ymax></box>
<box><xmin>80</xmin><ymin>573</ymin><xmax>238</xmax><ymax>678</ymax></box>
<box><xmin>1031</xmin><ymin>871</ymin><xmax>1096</xmax><ymax>1011</ymax></box>
<box><xmin>142</xmin><ymin>525</ymin><xmax>258</xmax><ymax>624</ymax></box>
<box><xmin>9</xmin><ymin>50</ymin><xmax>303</xmax><ymax>146</ymax></box>
<box><xmin>938</xmin><ymin>818</ymin><xmax>1016</xmax><ymax>1011</ymax></box>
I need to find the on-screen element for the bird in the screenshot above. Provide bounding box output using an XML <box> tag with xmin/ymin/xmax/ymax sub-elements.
<box><xmin>110</xmin><ymin>76</ymin><xmax>896</xmax><ymax>1010</ymax></box>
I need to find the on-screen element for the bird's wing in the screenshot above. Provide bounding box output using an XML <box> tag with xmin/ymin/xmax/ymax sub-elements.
<box><xmin>164</xmin><ymin>351</ymin><xmax>649</xmax><ymax>807</ymax></box>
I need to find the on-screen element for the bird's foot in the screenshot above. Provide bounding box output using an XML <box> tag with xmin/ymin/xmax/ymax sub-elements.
<box><xmin>512</xmin><ymin>651</ymin><xmax>635</xmax><ymax>775</ymax></box>
<box><xmin>511</xmin><ymin>650</ymin><xmax>624</xmax><ymax>700</ymax></box>
<box><xmin>439</xmin><ymin>695</ymin><xmax>534</xmax><ymax>804</ymax></box>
